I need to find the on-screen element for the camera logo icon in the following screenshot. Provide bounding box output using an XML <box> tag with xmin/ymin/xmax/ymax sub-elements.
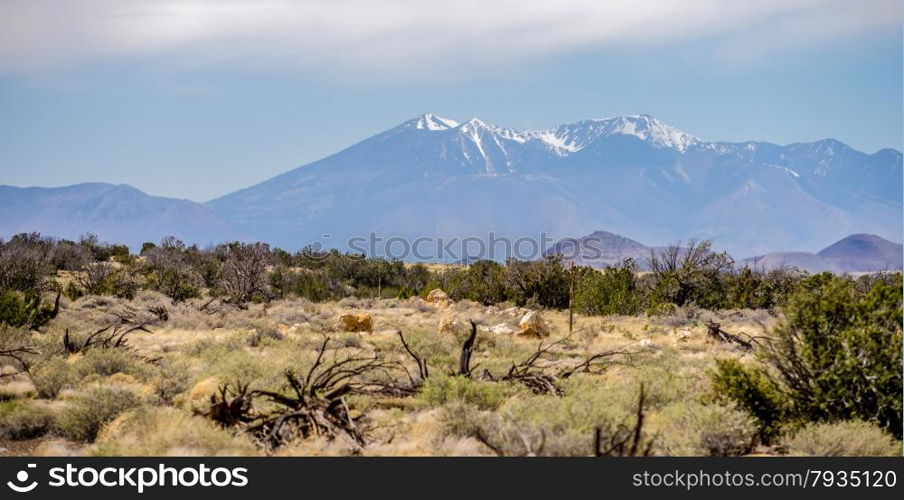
<box><xmin>7</xmin><ymin>464</ymin><xmax>38</xmax><ymax>493</ymax></box>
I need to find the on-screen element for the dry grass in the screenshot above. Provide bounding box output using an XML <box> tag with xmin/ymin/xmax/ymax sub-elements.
<box><xmin>4</xmin><ymin>291</ymin><xmax>802</xmax><ymax>456</ymax></box>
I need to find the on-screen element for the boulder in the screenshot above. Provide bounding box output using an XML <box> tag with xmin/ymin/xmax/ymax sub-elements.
<box><xmin>639</xmin><ymin>338</ymin><xmax>656</xmax><ymax>350</ymax></box>
<box><xmin>355</xmin><ymin>313</ymin><xmax>373</xmax><ymax>332</ymax></box>
<box><xmin>426</xmin><ymin>289</ymin><xmax>453</xmax><ymax>308</ymax></box>
<box><xmin>438</xmin><ymin>317</ymin><xmax>469</xmax><ymax>337</ymax></box>
<box><xmin>517</xmin><ymin>310</ymin><xmax>549</xmax><ymax>338</ymax></box>
<box><xmin>337</xmin><ymin>313</ymin><xmax>373</xmax><ymax>332</ymax></box>
<box><xmin>337</xmin><ymin>314</ymin><xmax>359</xmax><ymax>332</ymax></box>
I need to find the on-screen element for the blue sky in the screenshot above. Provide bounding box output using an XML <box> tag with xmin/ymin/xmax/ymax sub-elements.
<box><xmin>0</xmin><ymin>0</ymin><xmax>900</xmax><ymax>202</ymax></box>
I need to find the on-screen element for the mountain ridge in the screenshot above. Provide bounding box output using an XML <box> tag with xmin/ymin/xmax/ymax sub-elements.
<box><xmin>206</xmin><ymin>113</ymin><xmax>902</xmax><ymax>255</ymax></box>
<box><xmin>0</xmin><ymin>183</ymin><xmax>245</xmax><ymax>249</ymax></box>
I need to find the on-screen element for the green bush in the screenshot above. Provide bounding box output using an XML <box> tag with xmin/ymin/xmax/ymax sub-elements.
<box><xmin>75</xmin><ymin>349</ymin><xmax>153</xmax><ymax>380</ymax></box>
<box><xmin>503</xmin><ymin>256</ymin><xmax>570</xmax><ymax>308</ymax></box>
<box><xmin>648</xmin><ymin>240</ymin><xmax>733</xmax><ymax>309</ymax></box>
<box><xmin>0</xmin><ymin>400</ymin><xmax>56</xmax><ymax>439</ymax></box>
<box><xmin>0</xmin><ymin>290</ymin><xmax>57</xmax><ymax>329</ymax></box>
<box><xmin>574</xmin><ymin>259</ymin><xmax>642</xmax><ymax>316</ymax></box>
<box><xmin>89</xmin><ymin>406</ymin><xmax>258</xmax><ymax>456</ymax></box>
<box><xmin>785</xmin><ymin>421</ymin><xmax>902</xmax><ymax>457</ymax></box>
<box><xmin>419</xmin><ymin>376</ymin><xmax>515</xmax><ymax>410</ymax></box>
<box><xmin>30</xmin><ymin>356</ymin><xmax>77</xmax><ymax>398</ymax></box>
<box><xmin>56</xmin><ymin>386</ymin><xmax>142</xmax><ymax>441</ymax></box>
<box><xmin>439</xmin><ymin>383</ymin><xmax>641</xmax><ymax>456</ymax></box>
<box><xmin>442</xmin><ymin>260</ymin><xmax>507</xmax><ymax>305</ymax></box>
<box><xmin>657</xmin><ymin>401</ymin><xmax>757</xmax><ymax>456</ymax></box>
<box><xmin>710</xmin><ymin>358</ymin><xmax>788</xmax><ymax>441</ymax></box>
<box><xmin>712</xmin><ymin>274</ymin><xmax>903</xmax><ymax>439</ymax></box>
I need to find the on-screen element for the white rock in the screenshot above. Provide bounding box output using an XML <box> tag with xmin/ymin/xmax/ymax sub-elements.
<box><xmin>489</xmin><ymin>323</ymin><xmax>514</xmax><ymax>335</ymax></box>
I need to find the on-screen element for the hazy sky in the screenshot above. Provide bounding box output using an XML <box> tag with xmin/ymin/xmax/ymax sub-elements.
<box><xmin>0</xmin><ymin>0</ymin><xmax>901</xmax><ymax>201</ymax></box>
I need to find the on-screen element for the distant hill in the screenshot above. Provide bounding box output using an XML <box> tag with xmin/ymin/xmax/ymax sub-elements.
<box><xmin>546</xmin><ymin>231</ymin><xmax>653</xmax><ymax>268</ymax></box>
<box><xmin>744</xmin><ymin>234</ymin><xmax>902</xmax><ymax>272</ymax></box>
<box><xmin>0</xmin><ymin>183</ymin><xmax>245</xmax><ymax>249</ymax></box>
<box><xmin>553</xmin><ymin>230</ymin><xmax>902</xmax><ymax>272</ymax></box>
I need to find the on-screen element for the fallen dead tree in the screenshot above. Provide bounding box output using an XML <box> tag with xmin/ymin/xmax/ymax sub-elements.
<box><xmin>63</xmin><ymin>306</ymin><xmax>165</xmax><ymax>354</ymax></box>
<box><xmin>204</xmin><ymin>335</ymin><xmax>411</xmax><ymax>452</ymax></box>
<box><xmin>0</xmin><ymin>344</ymin><xmax>38</xmax><ymax>378</ymax></box>
<box><xmin>399</xmin><ymin>320</ymin><xmax>634</xmax><ymax>396</ymax></box>
<box><xmin>704</xmin><ymin>320</ymin><xmax>763</xmax><ymax>351</ymax></box>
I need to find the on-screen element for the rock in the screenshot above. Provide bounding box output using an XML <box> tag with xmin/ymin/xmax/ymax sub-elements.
<box><xmin>426</xmin><ymin>288</ymin><xmax>453</xmax><ymax>308</ymax></box>
<box><xmin>438</xmin><ymin>317</ymin><xmax>469</xmax><ymax>337</ymax></box>
<box><xmin>489</xmin><ymin>323</ymin><xmax>514</xmax><ymax>335</ymax></box>
<box><xmin>355</xmin><ymin>313</ymin><xmax>373</xmax><ymax>332</ymax></box>
<box><xmin>517</xmin><ymin>310</ymin><xmax>549</xmax><ymax>338</ymax></box>
<box><xmin>276</xmin><ymin>323</ymin><xmax>299</xmax><ymax>335</ymax></box>
<box><xmin>337</xmin><ymin>313</ymin><xmax>373</xmax><ymax>332</ymax></box>
<box><xmin>639</xmin><ymin>338</ymin><xmax>656</xmax><ymax>349</ymax></box>
<box><xmin>337</xmin><ymin>314</ymin><xmax>359</xmax><ymax>332</ymax></box>
<box><xmin>504</xmin><ymin>306</ymin><xmax>530</xmax><ymax>317</ymax></box>
<box><xmin>676</xmin><ymin>329</ymin><xmax>692</xmax><ymax>342</ymax></box>
<box><xmin>485</xmin><ymin>305</ymin><xmax>501</xmax><ymax>315</ymax></box>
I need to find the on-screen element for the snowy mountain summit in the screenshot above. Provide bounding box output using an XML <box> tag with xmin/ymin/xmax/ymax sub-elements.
<box><xmin>207</xmin><ymin>112</ymin><xmax>902</xmax><ymax>256</ymax></box>
<box><xmin>406</xmin><ymin>112</ymin><xmax>700</xmax><ymax>156</ymax></box>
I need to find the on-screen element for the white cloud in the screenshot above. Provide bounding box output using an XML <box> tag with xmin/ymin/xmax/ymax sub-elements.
<box><xmin>0</xmin><ymin>0</ymin><xmax>898</xmax><ymax>77</ymax></box>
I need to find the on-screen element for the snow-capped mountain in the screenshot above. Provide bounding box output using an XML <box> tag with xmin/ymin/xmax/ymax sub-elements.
<box><xmin>0</xmin><ymin>183</ymin><xmax>244</xmax><ymax>249</ymax></box>
<box><xmin>206</xmin><ymin>113</ymin><xmax>901</xmax><ymax>257</ymax></box>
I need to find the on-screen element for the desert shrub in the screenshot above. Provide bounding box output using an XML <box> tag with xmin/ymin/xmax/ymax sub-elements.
<box><xmin>30</xmin><ymin>356</ymin><xmax>77</xmax><ymax>398</ymax></box>
<box><xmin>275</xmin><ymin>269</ymin><xmax>335</xmax><ymax>301</ymax></box>
<box><xmin>49</xmin><ymin>239</ymin><xmax>92</xmax><ymax>271</ymax></box>
<box><xmin>574</xmin><ymin>259</ymin><xmax>642</xmax><ymax>315</ymax></box>
<box><xmin>419</xmin><ymin>376</ymin><xmax>515</xmax><ymax>410</ymax></box>
<box><xmin>785</xmin><ymin>421</ymin><xmax>902</xmax><ymax>457</ymax></box>
<box><xmin>442</xmin><ymin>260</ymin><xmax>507</xmax><ymax>305</ymax></box>
<box><xmin>56</xmin><ymin>385</ymin><xmax>142</xmax><ymax>441</ymax></box>
<box><xmin>723</xmin><ymin>267</ymin><xmax>799</xmax><ymax>310</ymax></box>
<box><xmin>215</xmin><ymin>242</ymin><xmax>272</xmax><ymax>304</ymax></box>
<box><xmin>710</xmin><ymin>358</ymin><xmax>788</xmax><ymax>441</ymax></box>
<box><xmin>202</xmin><ymin>349</ymin><xmax>282</xmax><ymax>391</ymax></box>
<box><xmin>75</xmin><ymin>349</ymin><xmax>153</xmax><ymax>380</ymax></box>
<box><xmin>648</xmin><ymin>240</ymin><xmax>733</xmax><ymax>309</ymax></box>
<box><xmin>611</xmin><ymin>353</ymin><xmax>705</xmax><ymax>411</ymax></box>
<box><xmin>503</xmin><ymin>255</ymin><xmax>570</xmax><ymax>308</ymax></box>
<box><xmin>90</xmin><ymin>406</ymin><xmax>258</xmax><ymax>456</ymax></box>
<box><xmin>75</xmin><ymin>262</ymin><xmax>140</xmax><ymax>299</ymax></box>
<box><xmin>0</xmin><ymin>233</ymin><xmax>52</xmax><ymax>292</ymax></box>
<box><xmin>656</xmin><ymin>401</ymin><xmax>757</xmax><ymax>456</ymax></box>
<box><xmin>712</xmin><ymin>273</ymin><xmax>903</xmax><ymax>439</ymax></box>
<box><xmin>0</xmin><ymin>400</ymin><xmax>56</xmax><ymax>439</ymax></box>
<box><xmin>141</xmin><ymin>237</ymin><xmax>202</xmax><ymax>302</ymax></box>
<box><xmin>151</xmin><ymin>358</ymin><xmax>191</xmax><ymax>404</ymax></box>
<box><xmin>439</xmin><ymin>383</ymin><xmax>641</xmax><ymax>456</ymax></box>
<box><xmin>245</xmin><ymin>328</ymin><xmax>284</xmax><ymax>347</ymax></box>
<box><xmin>0</xmin><ymin>289</ymin><xmax>57</xmax><ymax>329</ymax></box>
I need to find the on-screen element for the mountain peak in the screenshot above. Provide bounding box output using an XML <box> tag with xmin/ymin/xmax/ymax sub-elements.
<box><xmin>593</xmin><ymin>114</ymin><xmax>699</xmax><ymax>151</ymax></box>
<box><xmin>409</xmin><ymin>112</ymin><xmax>459</xmax><ymax>131</ymax></box>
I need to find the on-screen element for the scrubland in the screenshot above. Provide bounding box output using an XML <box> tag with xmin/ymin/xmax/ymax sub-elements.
<box><xmin>0</xmin><ymin>234</ymin><xmax>900</xmax><ymax>457</ymax></box>
<box><xmin>1</xmin><ymin>292</ymin><xmax>899</xmax><ymax>457</ymax></box>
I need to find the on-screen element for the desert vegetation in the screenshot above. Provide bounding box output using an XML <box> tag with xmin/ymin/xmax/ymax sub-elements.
<box><xmin>0</xmin><ymin>232</ymin><xmax>900</xmax><ymax>457</ymax></box>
